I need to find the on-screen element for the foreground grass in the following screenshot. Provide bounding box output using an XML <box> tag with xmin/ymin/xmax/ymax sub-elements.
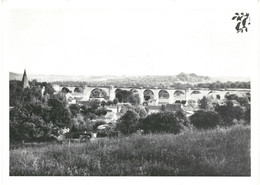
<box><xmin>10</xmin><ymin>125</ymin><xmax>250</xmax><ymax>176</ymax></box>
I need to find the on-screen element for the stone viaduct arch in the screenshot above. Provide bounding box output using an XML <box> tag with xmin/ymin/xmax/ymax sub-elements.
<box><xmin>74</xmin><ymin>87</ymin><xmax>84</xmax><ymax>93</ymax></box>
<box><xmin>158</xmin><ymin>90</ymin><xmax>170</xmax><ymax>105</ymax></box>
<box><xmin>143</xmin><ymin>89</ymin><xmax>154</xmax><ymax>101</ymax></box>
<box><xmin>90</xmin><ymin>88</ymin><xmax>108</xmax><ymax>99</ymax></box>
<box><xmin>83</xmin><ymin>86</ymin><xmax>115</xmax><ymax>101</ymax></box>
<box><xmin>190</xmin><ymin>90</ymin><xmax>202</xmax><ymax>101</ymax></box>
<box><xmin>173</xmin><ymin>90</ymin><xmax>186</xmax><ymax>103</ymax></box>
<box><xmin>207</xmin><ymin>91</ymin><xmax>226</xmax><ymax>100</ymax></box>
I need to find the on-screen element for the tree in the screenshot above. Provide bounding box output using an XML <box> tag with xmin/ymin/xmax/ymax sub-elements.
<box><xmin>116</xmin><ymin>110</ymin><xmax>140</xmax><ymax>135</ymax></box>
<box><xmin>41</xmin><ymin>82</ymin><xmax>55</xmax><ymax>95</ymax></box>
<box><xmin>198</xmin><ymin>96</ymin><xmax>209</xmax><ymax>110</ymax></box>
<box><xmin>48</xmin><ymin>98</ymin><xmax>72</xmax><ymax>127</ymax></box>
<box><xmin>190</xmin><ymin>110</ymin><xmax>220</xmax><ymax>129</ymax></box>
<box><xmin>115</xmin><ymin>89</ymin><xmax>129</xmax><ymax>102</ymax></box>
<box><xmin>9</xmin><ymin>80</ymin><xmax>57</xmax><ymax>142</ymax></box>
<box><xmin>225</xmin><ymin>94</ymin><xmax>238</xmax><ymax>100</ymax></box>
<box><xmin>10</xmin><ymin>80</ymin><xmax>23</xmax><ymax>106</ymax></box>
<box><xmin>215</xmin><ymin>101</ymin><xmax>244</xmax><ymax>126</ymax></box>
<box><xmin>80</xmin><ymin>105</ymin><xmax>97</xmax><ymax>120</ymax></box>
<box><xmin>69</xmin><ymin>104</ymin><xmax>81</xmax><ymax>117</ymax></box>
<box><xmin>128</xmin><ymin>94</ymin><xmax>140</xmax><ymax>106</ymax></box>
<box><xmin>10</xmin><ymin>106</ymin><xmax>54</xmax><ymax>142</ymax></box>
<box><xmin>88</xmin><ymin>99</ymin><xmax>101</xmax><ymax>111</ymax></box>
<box><xmin>141</xmin><ymin>111</ymin><xmax>182</xmax><ymax>134</ymax></box>
<box><xmin>115</xmin><ymin>90</ymin><xmax>140</xmax><ymax>105</ymax></box>
<box><xmin>133</xmin><ymin>106</ymin><xmax>148</xmax><ymax>118</ymax></box>
<box><xmin>120</xmin><ymin>104</ymin><xmax>147</xmax><ymax>118</ymax></box>
<box><xmin>236</xmin><ymin>96</ymin><xmax>249</xmax><ymax>106</ymax></box>
<box><xmin>175</xmin><ymin>110</ymin><xmax>190</xmax><ymax>128</ymax></box>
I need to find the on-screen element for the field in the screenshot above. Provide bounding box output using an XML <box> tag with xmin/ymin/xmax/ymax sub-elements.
<box><xmin>10</xmin><ymin>125</ymin><xmax>250</xmax><ymax>176</ymax></box>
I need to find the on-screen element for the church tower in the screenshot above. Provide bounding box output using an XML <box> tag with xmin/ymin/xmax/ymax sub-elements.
<box><xmin>22</xmin><ymin>69</ymin><xmax>30</xmax><ymax>89</ymax></box>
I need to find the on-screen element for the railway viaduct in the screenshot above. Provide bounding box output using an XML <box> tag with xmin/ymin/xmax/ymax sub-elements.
<box><xmin>52</xmin><ymin>84</ymin><xmax>250</xmax><ymax>105</ymax></box>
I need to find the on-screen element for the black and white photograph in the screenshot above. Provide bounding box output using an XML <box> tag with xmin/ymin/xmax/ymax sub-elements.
<box><xmin>1</xmin><ymin>0</ymin><xmax>259</xmax><ymax>184</ymax></box>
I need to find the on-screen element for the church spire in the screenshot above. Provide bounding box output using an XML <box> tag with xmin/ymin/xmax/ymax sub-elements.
<box><xmin>22</xmin><ymin>69</ymin><xmax>29</xmax><ymax>89</ymax></box>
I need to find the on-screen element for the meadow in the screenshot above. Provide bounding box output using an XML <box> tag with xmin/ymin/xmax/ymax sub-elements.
<box><xmin>10</xmin><ymin>125</ymin><xmax>250</xmax><ymax>176</ymax></box>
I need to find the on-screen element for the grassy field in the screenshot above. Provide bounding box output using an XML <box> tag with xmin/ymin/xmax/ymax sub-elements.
<box><xmin>10</xmin><ymin>125</ymin><xmax>250</xmax><ymax>176</ymax></box>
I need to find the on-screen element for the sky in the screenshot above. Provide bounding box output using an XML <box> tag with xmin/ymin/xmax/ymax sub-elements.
<box><xmin>3</xmin><ymin>0</ymin><xmax>259</xmax><ymax>77</ymax></box>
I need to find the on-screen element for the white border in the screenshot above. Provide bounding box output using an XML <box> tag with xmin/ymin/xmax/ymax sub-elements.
<box><xmin>1</xmin><ymin>0</ymin><xmax>259</xmax><ymax>185</ymax></box>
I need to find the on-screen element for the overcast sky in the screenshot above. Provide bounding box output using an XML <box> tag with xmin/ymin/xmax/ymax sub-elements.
<box><xmin>3</xmin><ymin>0</ymin><xmax>258</xmax><ymax>77</ymax></box>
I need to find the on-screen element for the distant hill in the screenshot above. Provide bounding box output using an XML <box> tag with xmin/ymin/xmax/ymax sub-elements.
<box><xmin>9</xmin><ymin>72</ymin><xmax>120</xmax><ymax>82</ymax></box>
<box><xmin>9</xmin><ymin>72</ymin><xmax>249</xmax><ymax>85</ymax></box>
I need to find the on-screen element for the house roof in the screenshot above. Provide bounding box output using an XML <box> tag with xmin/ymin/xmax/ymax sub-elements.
<box><xmin>165</xmin><ymin>103</ymin><xmax>181</xmax><ymax>112</ymax></box>
<box><xmin>181</xmin><ymin>104</ymin><xmax>195</xmax><ymax>112</ymax></box>
<box><xmin>146</xmin><ymin>105</ymin><xmax>161</xmax><ymax>110</ymax></box>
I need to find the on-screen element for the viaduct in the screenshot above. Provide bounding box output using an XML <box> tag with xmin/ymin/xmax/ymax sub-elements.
<box><xmin>52</xmin><ymin>84</ymin><xmax>250</xmax><ymax>105</ymax></box>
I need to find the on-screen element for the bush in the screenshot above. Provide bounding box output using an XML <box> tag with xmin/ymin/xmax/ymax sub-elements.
<box><xmin>190</xmin><ymin>110</ymin><xmax>220</xmax><ymax>129</ymax></box>
<box><xmin>141</xmin><ymin>111</ymin><xmax>182</xmax><ymax>134</ymax></box>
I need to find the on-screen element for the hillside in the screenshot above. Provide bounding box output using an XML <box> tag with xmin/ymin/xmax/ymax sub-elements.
<box><xmin>10</xmin><ymin>72</ymin><xmax>211</xmax><ymax>82</ymax></box>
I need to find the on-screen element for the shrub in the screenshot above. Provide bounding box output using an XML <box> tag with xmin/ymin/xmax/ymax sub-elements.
<box><xmin>190</xmin><ymin>110</ymin><xmax>220</xmax><ymax>129</ymax></box>
<box><xmin>141</xmin><ymin>111</ymin><xmax>182</xmax><ymax>134</ymax></box>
